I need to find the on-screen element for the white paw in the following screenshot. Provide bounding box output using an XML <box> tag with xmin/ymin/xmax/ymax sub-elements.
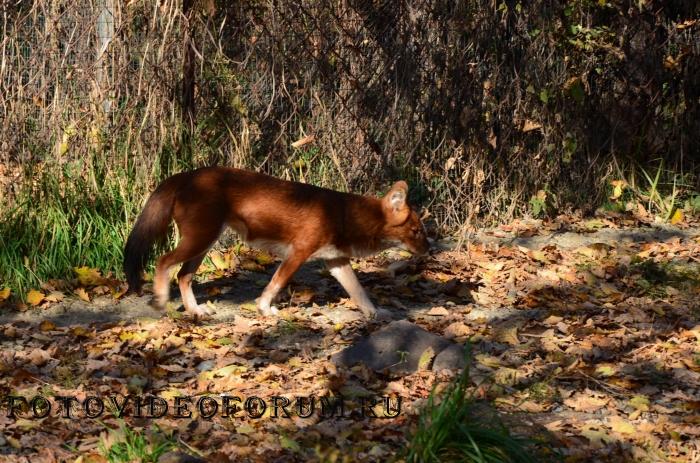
<box><xmin>258</xmin><ymin>304</ymin><xmax>279</xmax><ymax>317</ymax></box>
<box><xmin>187</xmin><ymin>304</ymin><xmax>214</xmax><ymax>317</ymax></box>
<box><xmin>360</xmin><ymin>305</ymin><xmax>378</xmax><ymax>319</ymax></box>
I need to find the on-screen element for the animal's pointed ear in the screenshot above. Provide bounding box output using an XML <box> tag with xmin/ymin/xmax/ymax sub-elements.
<box><xmin>384</xmin><ymin>181</ymin><xmax>410</xmax><ymax>224</ymax></box>
<box><xmin>386</xmin><ymin>181</ymin><xmax>408</xmax><ymax>211</ymax></box>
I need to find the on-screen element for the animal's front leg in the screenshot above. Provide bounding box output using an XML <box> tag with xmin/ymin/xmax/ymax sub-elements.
<box><xmin>325</xmin><ymin>258</ymin><xmax>377</xmax><ymax>318</ymax></box>
<box><xmin>257</xmin><ymin>249</ymin><xmax>309</xmax><ymax>316</ymax></box>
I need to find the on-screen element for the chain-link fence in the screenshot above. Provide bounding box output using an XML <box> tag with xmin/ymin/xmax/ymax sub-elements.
<box><xmin>1</xmin><ymin>0</ymin><xmax>699</xmax><ymax>227</ymax></box>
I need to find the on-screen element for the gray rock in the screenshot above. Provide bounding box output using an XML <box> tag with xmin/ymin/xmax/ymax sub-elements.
<box><xmin>332</xmin><ymin>320</ymin><xmax>464</xmax><ymax>376</ymax></box>
<box><xmin>432</xmin><ymin>344</ymin><xmax>468</xmax><ymax>372</ymax></box>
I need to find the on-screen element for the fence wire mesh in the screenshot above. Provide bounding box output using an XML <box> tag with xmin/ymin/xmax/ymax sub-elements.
<box><xmin>1</xmin><ymin>0</ymin><xmax>699</xmax><ymax>227</ymax></box>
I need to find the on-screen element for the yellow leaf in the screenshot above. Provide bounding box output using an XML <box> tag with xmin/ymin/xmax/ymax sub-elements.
<box><xmin>475</xmin><ymin>354</ymin><xmax>503</xmax><ymax>368</ymax></box>
<box><xmin>213</xmin><ymin>364</ymin><xmax>247</xmax><ymax>377</ymax></box>
<box><xmin>74</xmin><ymin>266</ymin><xmax>105</xmax><ymax>286</ymax></box>
<box><xmin>210</xmin><ymin>250</ymin><xmax>230</xmax><ymax>271</ymax></box>
<box><xmin>58</xmin><ymin>141</ymin><xmax>69</xmax><ymax>157</ymax></box>
<box><xmin>160</xmin><ymin>388</ymin><xmax>185</xmax><ymax>401</ymax></box>
<box><xmin>27</xmin><ymin>289</ymin><xmax>45</xmax><ymax>306</ymax></box>
<box><xmin>670</xmin><ymin>209</ymin><xmax>684</xmax><ymax>225</ymax></box>
<box><xmin>609</xmin><ymin>416</ymin><xmax>636</xmax><ymax>435</ymax></box>
<box><xmin>494</xmin><ymin>367</ymin><xmax>520</xmax><ymax>386</ymax></box>
<box><xmin>240</xmin><ymin>302</ymin><xmax>258</xmax><ymax>312</ymax></box>
<box><xmin>595</xmin><ymin>364</ymin><xmax>617</xmax><ymax>377</ymax></box>
<box><xmin>529</xmin><ymin>250</ymin><xmax>549</xmax><ymax>263</ymax></box>
<box><xmin>75</xmin><ymin>287</ymin><xmax>91</xmax><ymax>302</ymax></box>
<box><xmin>5</xmin><ymin>435</ymin><xmax>21</xmax><ymax>449</ymax></box>
<box><xmin>40</xmin><ymin>320</ymin><xmax>57</xmax><ymax>331</ymax></box>
<box><xmin>254</xmin><ymin>251</ymin><xmax>275</xmax><ymax>266</ymax></box>
<box><xmin>629</xmin><ymin>395</ymin><xmax>650</xmax><ymax>412</ymax></box>
<box><xmin>584</xmin><ymin>219</ymin><xmax>605</xmax><ymax>230</ymax></box>
<box><xmin>612</xmin><ymin>184</ymin><xmax>622</xmax><ymax>200</ymax></box>
<box><xmin>192</xmin><ymin>339</ymin><xmax>214</xmax><ymax>350</ymax></box>
<box><xmin>88</xmin><ymin>125</ymin><xmax>101</xmax><ymax>147</ymax></box>
<box><xmin>609</xmin><ymin>180</ymin><xmax>626</xmax><ymax>200</ymax></box>
<box><xmin>418</xmin><ymin>346</ymin><xmax>436</xmax><ymax>370</ymax></box>
<box><xmin>0</xmin><ymin>287</ymin><xmax>10</xmax><ymax>301</ymax></box>
<box><xmin>236</xmin><ymin>423</ymin><xmax>255</xmax><ymax>435</ymax></box>
<box><xmin>71</xmin><ymin>326</ymin><xmax>92</xmax><ymax>338</ymax></box>
<box><xmin>111</xmin><ymin>285</ymin><xmax>128</xmax><ymax>300</ymax></box>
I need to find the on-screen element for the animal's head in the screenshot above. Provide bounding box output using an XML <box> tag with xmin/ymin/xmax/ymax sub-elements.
<box><xmin>382</xmin><ymin>181</ymin><xmax>430</xmax><ymax>256</ymax></box>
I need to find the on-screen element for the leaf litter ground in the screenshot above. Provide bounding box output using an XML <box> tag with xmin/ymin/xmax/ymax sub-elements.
<box><xmin>1</xmin><ymin>218</ymin><xmax>699</xmax><ymax>462</ymax></box>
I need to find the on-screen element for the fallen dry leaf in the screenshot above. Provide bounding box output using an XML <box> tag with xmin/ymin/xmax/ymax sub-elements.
<box><xmin>26</xmin><ymin>289</ymin><xmax>45</xmax><ymax>306</ymax></box>
<box><xmin>444</xmin><ymin>322</ymin><xmax>471</xmax><ymax>339</ymax></box>
<box><xmin>27</xmin><ymin>348</ymin><xmax>51</xmax><ymax>366</ymax></box>
<box><xmin>426</xmin><ymin>306</ymin><xmax>449</xmax><ymax>316</ymax></box>
<box><xmin>418</xmin><ymin>346</ymin><xmax>436</xmax><ymax>371</ymax></box>
<box><xmin>74</xmin><ymin>266</ymin><xmax>105</xmax><ymax>286</ymax></box>
<box><xmin>39</xmin><ymin>320</ymin><xmax>57</xmax><ymax>331</ymax></box>
<box><xmin>44</xmin><ymin>291</ymin><xmax>65</xmax><ymax>303</ymax></box>
<box><xmin>75</xmin><ymin>287</ymin><xmax>90</xmax><ymax>302</ymax></box>
<box><xmin>608</xmin><ymin>415</ymin><xmax>637</xmax><ymax>435</ymax></box>
<box><xmin>564</xmin><ymin>391</ymin><xmax>609</xmax><ymax>412</ymax></box>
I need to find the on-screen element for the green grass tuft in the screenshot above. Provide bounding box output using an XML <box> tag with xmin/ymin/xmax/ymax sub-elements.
<box><xmin>0</xmin><ymin>160</ymin><xmax>144</xmax><ymax>297</ymax></box>
<box><xmin>99</xmin><ymin>422</ymin><xmax>175</xmax><ymax>463</ymax></box>
<box><xmin>406</xmin><ymin>346</ymin><xmax>553</xmax><ymax>463</ymax></box>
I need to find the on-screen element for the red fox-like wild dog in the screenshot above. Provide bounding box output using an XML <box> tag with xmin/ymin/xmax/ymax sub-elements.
<box><xmin>124</xmin><ymin>167</ymin><xmax>430</xmax><ymax>318</ymax></box>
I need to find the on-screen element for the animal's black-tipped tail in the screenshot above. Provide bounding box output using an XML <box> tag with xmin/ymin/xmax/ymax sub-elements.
<box><xmin>123</xmin><ymin>173</ymin><xmax>187</xmax><ymax>293</ymax></box>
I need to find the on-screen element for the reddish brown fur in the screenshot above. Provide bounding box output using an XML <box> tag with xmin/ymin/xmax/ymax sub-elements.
<box><xmin>124</xmin><ymin>167</ymin><xmax>429</xmax><ymax>318</ymax></box>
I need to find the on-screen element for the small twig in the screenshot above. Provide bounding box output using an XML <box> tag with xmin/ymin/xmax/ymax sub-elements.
<box><xmin>558</xmin><ymin>371</ymin><xmax>628</xmax><ymax>398</ymax></box>
<box><xmin>178</xmin><ymin>437</ymin><xmax>205</xmax><ymax>457</ymax></box>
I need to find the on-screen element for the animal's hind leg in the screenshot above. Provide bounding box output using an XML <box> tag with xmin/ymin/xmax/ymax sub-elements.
<box><xmin>177</xmin><ymin>252</ymin><xmax>211</xmax><ymax>317</ymax></box>
<box><xmin>152</xmin><ymin>223</ymin><xmax>222</xmax><ymax>311</ymax></box>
